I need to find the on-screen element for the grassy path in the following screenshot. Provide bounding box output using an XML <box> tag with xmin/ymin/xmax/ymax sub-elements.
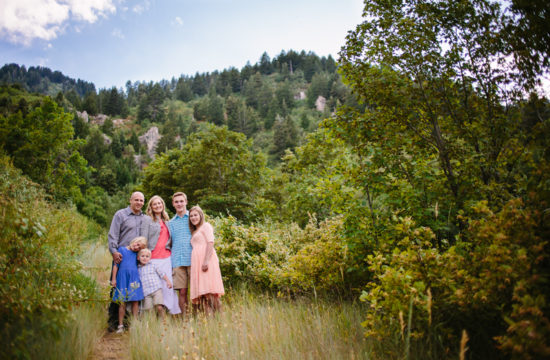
<box><xmin>90</xmin><ymin>330</ymin><xmax>130</xmax><ymax>360</ymax></box>
<box><xmin>83</xmin><ymin>241</ymin><xmax>130</xmax><ymax>360</ymax></box>
<box><xmin>83</xmin><ymin>241</ymin><xmax>370</xmax><ymax>359</ymax></box>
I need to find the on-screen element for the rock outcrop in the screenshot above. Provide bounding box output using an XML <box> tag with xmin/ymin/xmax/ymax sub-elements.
<box><xmin>112</xmin><ymin>118</ymin><xmax>127</xmax><ymax>127</ymax></box>
<box><xmin>294</xmin><ymin>91</ymin><xmax>306</xmax><ymax>100</ymax></box>
<box><xmin>76</xmin><ymin>110</ymin><xmax>89</xmax><ymax>123</ymax></box>
<box><xmin>102</xmin><ymin>134</ymin><xmax>112</xmax><ymax>145</ymax></box>
<box><xmin>139</xmin><ymin>126</ymin><xmax>161</xmax><ymax>159</ymax></box>
<box><xmin>91</xmin><ymin>114</ymin><xmax>108</xmax><ymax>126</ymax></box>
<box><xmin>315</xmin><ymin>96</ymin><xmax>326</xmax><ymax>112</ymax></box>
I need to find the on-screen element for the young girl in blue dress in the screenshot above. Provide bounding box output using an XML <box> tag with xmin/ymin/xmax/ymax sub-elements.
<box><xmin>111</xmin><ymin>236</ymin><xmax>147</xmax><ymax>333</ymax></box>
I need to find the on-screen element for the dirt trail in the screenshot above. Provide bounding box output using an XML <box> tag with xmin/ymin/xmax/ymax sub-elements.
<box><xmin>85</xmin><ymin>242</ymin><xmax>129</xmax><ymax>360</ymax></box>
<box><xmin>90</xmin><ymin>330</ymin><xmax>130</xmax><ymax>360</ymax></box>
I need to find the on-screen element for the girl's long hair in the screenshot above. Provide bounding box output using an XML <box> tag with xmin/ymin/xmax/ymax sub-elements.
<box><xmin>188</xmin><ymin>205</ymin><xmax>205</xmax><ymax>233</ymax></box>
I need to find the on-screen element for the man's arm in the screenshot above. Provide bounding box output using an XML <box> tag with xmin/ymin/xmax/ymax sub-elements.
<box><xmin>108</xmin><ymin>211</ymin><xmax>123</xmax><ymax>263</ymax></box>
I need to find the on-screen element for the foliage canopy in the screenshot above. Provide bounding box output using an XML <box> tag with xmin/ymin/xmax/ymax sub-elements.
<box><xmin>142</xmin><ymin>124</ymin><xmax>269</xmax><ymax>221</ymax></box>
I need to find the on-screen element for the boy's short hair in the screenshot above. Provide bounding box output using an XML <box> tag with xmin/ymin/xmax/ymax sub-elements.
<box><xmin>172</xmin><ymin>192</ymin><xmax>187</xmax><ymax>202</ymax></box>
<box><xmin>130</xmin><ymin>236</ymin><xmax>147</xmax><ymax>248</ymax></box>
<box><xmin>138</xmin><ymin>248</ymin><xmax>152</xmax><ymax>257</ymax></box>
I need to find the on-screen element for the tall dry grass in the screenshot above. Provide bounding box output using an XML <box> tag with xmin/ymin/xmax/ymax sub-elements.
<box><xmin>80</xmin><ymin>240</ymin><xmax>114</xmax><ymax>291</ymax></box>
<box><xmin>129</xmin><ymin>287</ymin><xmax>370</xmax><ymax>360</ymax></box>
<box><xmin>40</xmin><ymin>241</ymin><xmax>111</xmax><ymax>359</ymax></box>
<box><xmin>24</xmin><ymin>242</ymin><xmax>110</xmax><ymax>360</ymax></box>
<box><xmin>41</xmin><ymin>304</ymin><xmax>106</xmax><ymax>360</ymax></box>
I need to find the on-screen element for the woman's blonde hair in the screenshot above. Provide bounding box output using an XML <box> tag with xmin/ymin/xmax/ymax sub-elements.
<box><xmin>130</xmin><ymin>236</ymin><xmax>148</xmax><ymax>249</ymax></box>
<box><xmin>145</xmin><ymin>195</ymin><xmax>170</xmax><ymax>222</ymax></box>
<box><xmin>188</xmin><ymin>205</ymin><xmax>205</xmax><ymax>233</ymax></box>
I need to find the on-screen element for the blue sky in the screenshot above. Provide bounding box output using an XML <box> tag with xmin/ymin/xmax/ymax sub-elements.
<box><xmin>0</xmin><ymin>0</ymin><xmax>365</xmax><ymax>90</ymax></box>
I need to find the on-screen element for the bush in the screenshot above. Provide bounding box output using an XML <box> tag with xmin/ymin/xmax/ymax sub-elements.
<box><xmin>0</xmin><ymin>155</ymin><xmax>102</xmax><ymax>359</ymax></box>
<box><xmin>280</xmin><ymin>216</ymin><xmax>351</xmax><ymax>295</ymax></box>
<box><xmin>359</xmin><ymin>199</ymin><xmax>550</xmax><ymax>359</ymax></box>
<box><xmin>213</xmin><ymin>215</ymin><xmax>357</xmax><ymax>298</ymax></box>
<box><xmin>213</xmin><ymin>216</ymin><xmax>297</xmax><ymax>288</ymax></box>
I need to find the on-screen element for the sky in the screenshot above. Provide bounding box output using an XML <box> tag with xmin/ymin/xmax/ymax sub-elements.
<box><xmin>0</xmin><ymin>0</ymin><xmax>365</xmax><ymax>90</ymax></box>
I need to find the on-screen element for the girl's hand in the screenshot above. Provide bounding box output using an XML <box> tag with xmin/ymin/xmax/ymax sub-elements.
<box><xmin>111</xmin><ymin>279</ymin><xmax>116</xmax><ymax>287</ymax></box>
<box><xmin>202</xmin><ymin>263</ymin><xmax>208</xmax><ymax>272</ymax></box>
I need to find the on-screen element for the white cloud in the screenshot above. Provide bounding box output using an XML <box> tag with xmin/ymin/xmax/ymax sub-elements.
<box><xmin>37</xmin><ymin>57</ymin><xmax>49</xmax><ymax>67</ymax></box>
<box><xmin>112</xmin><ymin>28</ymin><xmax>125</xmax><ymax>39</ymax></box>
<box><xmin>0</xmin><ymin>0</ymin><xmax>116</xmax><ymax>45</ymax></box>
<box><xmin>132</xmin><ymin>0</ymin><xmax>150</xmax><ymax>14</ymax></box>
<box><xmin>172</xmin><ymin>16</ymin><xmax>183</xmax><ymax>27</ymax></box>
<box><xmin>66</xmin><ymin>0</ymin><xmax>116</xmax><ymax>22</ymax></box>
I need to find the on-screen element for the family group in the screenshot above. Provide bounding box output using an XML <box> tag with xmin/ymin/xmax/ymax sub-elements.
<box><xmin>108</xmin><ymin>191</ymin><xmax>224</xmax><ymax>333</ymax></box>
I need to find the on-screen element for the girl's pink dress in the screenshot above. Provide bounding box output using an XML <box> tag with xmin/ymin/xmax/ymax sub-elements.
<box><xmin>190</xmin><ymin>222</ymin><xmax>224</xmax><ymax>302</ymax></box>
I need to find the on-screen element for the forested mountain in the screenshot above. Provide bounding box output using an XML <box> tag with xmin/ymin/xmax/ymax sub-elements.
<box><xmin>0</xmin><ymin>49</ymin><xmax>358</xmax><ymax>225</ymax></box>
<box><xmin>0</xmin><ymin>63</ymin><xmax>96</xmax><ymax>97</ymax></box>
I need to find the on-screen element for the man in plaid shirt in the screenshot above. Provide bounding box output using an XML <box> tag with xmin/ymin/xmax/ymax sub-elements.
<box><xmin>138</xmin><ymin>248</ymin><xmax>172</xmax><ymax>316</ymax></box>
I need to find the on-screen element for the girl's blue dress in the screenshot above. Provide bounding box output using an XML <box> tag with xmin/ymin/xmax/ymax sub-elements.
<box><xmin>112</xmin><ymin>246</ymin><xmax>144</xmax><ymax>302</ymax></box>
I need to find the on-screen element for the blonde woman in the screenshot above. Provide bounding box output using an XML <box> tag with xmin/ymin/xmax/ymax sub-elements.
<box><xmin>188</xmin><ymin>205</ymin><xmax>224</xmax><ymax>315</ymax></box>
<box><xmin>140</xmin><ymin>195</ymin><xmax>181</xmax><ymax>315</ymax></box>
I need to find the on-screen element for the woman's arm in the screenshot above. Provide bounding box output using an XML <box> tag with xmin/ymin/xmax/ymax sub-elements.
<box><xmin>140</xmin><ymin>217</ymin><xmax>153</xmax><ymax>249</ymax></box>
<box><xmin>165</xmin><ymin>220</ymin><xmax>172</xmax><ymax>250</ymax></box>
<box><xmin>202</xmin><ymin>242</ymin><xmax>214</xmax><ymax>271</ymax></box>
<box><xmin>201</xmin><ymin>223</ymin><xmax>215</xmax><ymax>272</ymax></box>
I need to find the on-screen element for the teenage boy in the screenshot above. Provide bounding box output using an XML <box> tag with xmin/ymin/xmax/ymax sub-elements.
<box><xmin>168</xmin><ymin>192</ymin><xmax>193</xmax><ymax>315</ymax></box>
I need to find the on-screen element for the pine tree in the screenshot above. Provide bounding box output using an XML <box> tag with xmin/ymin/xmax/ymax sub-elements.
<box><xmin>206</xmin><ymin>87</ymin><xmax>224</xmax><ymax>125</ymax></box>
<box><xmin>175</xmin><ymin>77</ymin><xmax>193</xmax><ymax>102</ymax></box>
<box><xmin>82</xmin><ymin>91</ymin><xmax>98</xmax><ymax>115</ymax></box>
<box><xmin>259</xmin><ymin>52</ymin><xmax>274</xmax><ymax>75</ymax></box>
<box><xmin>271</xmin><ymin>115</ymin><xmax>298</xmax><ymax>158</ymax></box>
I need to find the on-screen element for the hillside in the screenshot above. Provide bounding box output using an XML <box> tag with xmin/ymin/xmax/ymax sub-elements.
<box><xmin>1</xmin><ymin>49</ymin><xmax>356</xmax><ymax>163</ymax></box>
<box><xmin>0</xmin><ymin>50</ymin><xmax>359</xmax><ymax>225</ymax></box>
<box><xmin>0</xmin><ymin>63</ymin><xmax>96</xmax><ymax>97</ymax></box>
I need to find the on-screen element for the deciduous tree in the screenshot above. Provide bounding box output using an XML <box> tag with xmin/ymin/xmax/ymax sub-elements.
<box><xmin>142</xmin><ymin>124</ymin><xmax>268</xmax><ymax>221</ymax></box>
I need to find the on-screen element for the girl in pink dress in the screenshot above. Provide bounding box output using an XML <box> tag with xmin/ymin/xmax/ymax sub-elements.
<box><xmin>189</xmin><ymin>205</ymin><xmax>224</xmax><ymax>315</ymax></box>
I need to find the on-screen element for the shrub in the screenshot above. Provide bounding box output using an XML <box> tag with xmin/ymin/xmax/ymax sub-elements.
<box><xmin>360</xmin><ymin>199</ymin><xmax>550</xmax><ymax>359</ymax></box>
<box><xmin>213</xmin><ymin>215</ymin><xmax>357</xmax><ymax>297</ymax></box>
<box><xmin>0</xmin><ymin>155</ymin><xmax>102</xmax><ymax>359</ymax></box>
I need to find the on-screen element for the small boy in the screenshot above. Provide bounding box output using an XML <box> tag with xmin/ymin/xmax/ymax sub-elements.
<box><xmin>137</xmin><ymin>248</ymin><xmax>173</xmax><ymax>317</ymax></box>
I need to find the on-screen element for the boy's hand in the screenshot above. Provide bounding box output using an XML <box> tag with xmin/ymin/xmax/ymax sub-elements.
<box><xmin>167</xmin><ymin>280</ymin><xmax>173</xmax><ymax>289</ymax></box>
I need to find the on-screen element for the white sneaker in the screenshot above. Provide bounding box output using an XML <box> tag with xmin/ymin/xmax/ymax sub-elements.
<box><xmin>115</xmin><ymin>325</ymin><xmax>124</xmax><ymax>334</ymax></box>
